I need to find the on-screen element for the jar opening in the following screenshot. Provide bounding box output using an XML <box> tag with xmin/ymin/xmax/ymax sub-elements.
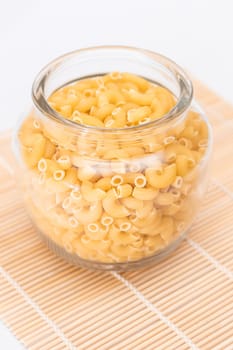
<box><xmin>32</xmin><ymin>46</ymin><xmax>193</xmax><ymax>134</ymax></box>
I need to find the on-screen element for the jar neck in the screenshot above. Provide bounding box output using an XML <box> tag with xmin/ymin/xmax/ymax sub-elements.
<box><xmin>32</xmin><ymin>46</ymin><xmax>193</xmax><ymax>137</ymax></box>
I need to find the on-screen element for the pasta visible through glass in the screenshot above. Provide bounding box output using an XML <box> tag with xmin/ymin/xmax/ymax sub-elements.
<box><xmin>18</xmin><ymin>72</ymin><xmax>209</xmax><ymax>263</ymax></box>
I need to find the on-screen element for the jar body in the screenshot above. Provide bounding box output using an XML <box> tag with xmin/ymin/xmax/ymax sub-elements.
<box><xmin>14</xmin><ymin>47</ymin><xmax>212</xmax><ymax>270</ymax></box>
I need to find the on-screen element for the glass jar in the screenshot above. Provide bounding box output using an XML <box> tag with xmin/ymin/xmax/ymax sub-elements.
<box><xmin>14</xmin><ymin>46</ymin><xmax>212</xmax><ymax>271</ymax></box>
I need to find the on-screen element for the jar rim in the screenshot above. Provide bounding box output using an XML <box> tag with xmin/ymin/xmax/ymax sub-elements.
<box><xmin>32</xmin><ymin>45</ymin><xmax>193</xmax><ymax>133</ymax></box>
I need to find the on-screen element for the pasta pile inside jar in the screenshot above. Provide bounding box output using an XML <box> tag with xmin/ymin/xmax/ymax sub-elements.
<box><xmin>18</xmin><ymin>72</ymin><xmax>209</xmax><ymax>263</ymax></box>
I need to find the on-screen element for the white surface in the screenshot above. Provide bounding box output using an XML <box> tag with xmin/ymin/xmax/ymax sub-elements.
<box><xmin>0</xmin><ymin>321</ymin><xmax>24</xmax><ymax>350</ymax></box>
<box><xmin>0</xmin><ymin>0</ymin><xmax>233</xmax><ymax>347</ymax></box>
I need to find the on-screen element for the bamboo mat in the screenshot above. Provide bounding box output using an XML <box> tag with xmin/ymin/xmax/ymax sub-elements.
<box><xmin>1</xmin><ymin>80</ymin><xmax>233</xmax><ymax>350</ymax></box>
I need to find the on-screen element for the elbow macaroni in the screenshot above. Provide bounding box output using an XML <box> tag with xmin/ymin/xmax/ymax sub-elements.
<box><xmin>18</xmin><ymin>72</ymin><xmax>209</xmax><ymax>263</ymax></box>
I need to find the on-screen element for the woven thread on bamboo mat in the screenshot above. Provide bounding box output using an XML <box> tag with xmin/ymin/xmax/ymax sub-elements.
<box><xmin>0</xmin><ymin>81</ymin><xmax>233</xmax><ymax>350</ymax></box>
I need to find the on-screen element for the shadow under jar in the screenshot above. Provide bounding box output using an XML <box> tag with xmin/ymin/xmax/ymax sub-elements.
<box><xmin>14</xmin><ymin>46</ymin><xmax>212</xmax><ymax>271</ymax></box>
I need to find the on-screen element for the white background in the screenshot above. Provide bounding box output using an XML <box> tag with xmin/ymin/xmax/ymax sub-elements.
<box><xmin>1</xmin><ymin>0</ymin><xmax>233</xmax><ymax>133</ymax></box>
<box><xmin>0</xmin><ymin>0</ymin><xmax>232</xmax><ymax>348</ymax></box>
